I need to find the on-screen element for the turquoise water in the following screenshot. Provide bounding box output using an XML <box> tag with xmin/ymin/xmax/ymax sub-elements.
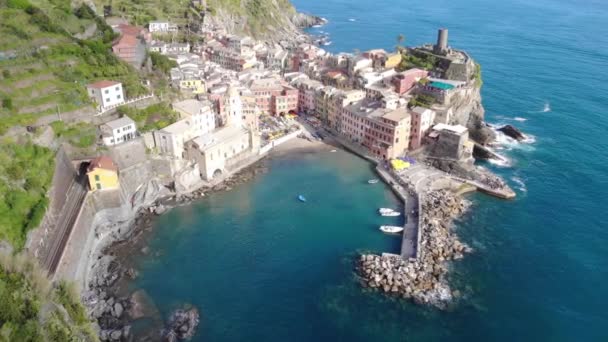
<box><xmin>133</xmin><ymin>0</ymin><xmax>608</xmax><ymax>340</ymax></box>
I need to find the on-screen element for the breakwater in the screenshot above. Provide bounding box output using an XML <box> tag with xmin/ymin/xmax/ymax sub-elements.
<box><xmin>358</xmin><ymin>190</ymin><xmax>472</xmax><ymax>308</ymax></box>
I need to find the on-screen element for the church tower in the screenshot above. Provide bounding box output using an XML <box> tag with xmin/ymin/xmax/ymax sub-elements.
<box><xmin>223</xmin><ymin>85</ymin><xmax>243</xmax><ymax>127</ymax></box>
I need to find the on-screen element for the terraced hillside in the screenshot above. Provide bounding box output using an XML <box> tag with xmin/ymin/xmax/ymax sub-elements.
<box><xmin>0</xmin><ymin>0</ymin><xmax>146</xmax><ymax>134</ymax></box>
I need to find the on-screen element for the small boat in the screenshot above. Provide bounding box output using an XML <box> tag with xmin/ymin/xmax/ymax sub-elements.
<box><xmin>368</xmin><ymin>179</ymin><xmax>379</xmax><ymax>184</ymax></box>
<box><xmin>381</xmin><ymin>211</ymin><xmax>400</xmax><ymax>217</ymax></box>
<box><xmin>378</xmin><ymin>208</ymin><xmax>397</xmax><ymax>215</ymax></box>
<box><xmin>380</xmin><ymin>225</ymin><xmax>404</xmax><ymax>234</ymax></box>
<box><xmin>298</xmin><ymin>195</ymin><xmax>307</xmax><ymax>202</ymax></box>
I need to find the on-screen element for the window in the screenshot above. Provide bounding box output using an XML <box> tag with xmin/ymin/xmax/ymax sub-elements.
<box><xmin>106</xmin><ymin>98</ymin><xmax>110</xmax><ymax>103</ymax></box>
<box><xmin>115</xmin><ymin>86</ymin><xmax>119</xmax><ymax>91</ymax></box>
<box><xmin>95</xmin><ymin>175</ymin><xmax>100</xmax><ymax>181</ymax></box>
<box><xmin>105</xmin><ymin>89</ymin><xmax>109</xmax><ymax>94</ymax></box>
<box><xmin>117</xmin><ymin>94</ymin><xmax>121</xmax><ymax>99</ymax></box>
<box><xmin>96</xmin><ymin>183</ymin><xmax>101</xmax><ymax>190</ymax></box>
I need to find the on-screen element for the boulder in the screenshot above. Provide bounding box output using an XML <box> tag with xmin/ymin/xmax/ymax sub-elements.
<box><xmin>114</xmin><ymin>302</ymin><xmax>124</xmax><ymax>318</ymax></box>
<box><xmin>498</xmin><ymin>124</ymin><xmax>525</xmax><ymax>141</ymax></box>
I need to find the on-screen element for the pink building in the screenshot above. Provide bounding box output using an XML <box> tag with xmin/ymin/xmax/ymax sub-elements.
<box><xmin>249</xmin><ymin>78</ymin><xmax>298</xmax><ymax>115</ymax></box>
<box><xmin>409</xmin><ymin>106</ymin><xmax>436</xmax><ymax>150</ymax></box>
<box><xmin>392</xmin><ymin>68</ymin><xmax>428</xmax><ymax>94</ymax></box>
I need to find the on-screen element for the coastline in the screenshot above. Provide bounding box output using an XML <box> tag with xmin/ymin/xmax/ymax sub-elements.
<box><xmin>82</xmin><ymin>135</ymin><xmax>336</xmax><ymax>339</ymax></box>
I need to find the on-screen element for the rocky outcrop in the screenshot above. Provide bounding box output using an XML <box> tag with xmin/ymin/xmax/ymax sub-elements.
<box><xmin>358</xmin><ymin>190</ymin><xmax>472</xmax><ymax>309</ymax></box>
<box><xmin>163</xmin><ymin>306</ymin><xmax>200</xmax><ymax>341</ymax></box>
<box><xmin>440</xmin><ymin>86</ymin><xmax>495</xmax><ymax>145</ymax></box>
<box><xmin>204</xmin><ymin>0</ymin><xmax>312</xmax><ymax>41</ymax></box>
<box><xmin>498</xmin><ymin>124</ymin><xmax>525</xmax><ymax>141</ymax></box>
<box><xmin>291</xmin><ymin>12</ymin><xmax>327</xmax><ymax>28</ymax></box>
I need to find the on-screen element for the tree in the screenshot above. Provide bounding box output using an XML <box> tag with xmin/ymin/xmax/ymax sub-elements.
<box><xmin>396</xmin><ymin>34</ymin><xmax>405</xmax><ymax>51</ymax></box>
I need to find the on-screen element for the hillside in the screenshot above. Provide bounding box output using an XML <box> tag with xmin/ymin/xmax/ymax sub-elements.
<box><xmin>0</xmin><ymin>0</ymin><xmax>146</xmax><ymax>134</ymax></box>
<box><xmin>91</xmin><ymin>0</ymin><xmax>312</xmax><ymax>40</ymax></box>
<box><xmin>0</xmin><ymin>253</ymin><xmax>98</xmax><ymax>341</ymax></box>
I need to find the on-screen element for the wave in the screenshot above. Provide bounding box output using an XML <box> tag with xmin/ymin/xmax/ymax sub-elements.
<box><xmin>513</xmin><ymin>117</ymin><xmax>528</xmax><ymax>122</ymax></box>
<box><xmin>542</xmin><ymin>102</ymin><xmax>551</xmax><ymax>112</ymax></box>
<box><xmin>487</xmin><ymin>155</ymin><xmax>512</xmax><ymax>168</ymax></box>
<box><xmin>511</xmin><ymin>176</ymin><xmax>527</xmax><ymax>193</ymax></box>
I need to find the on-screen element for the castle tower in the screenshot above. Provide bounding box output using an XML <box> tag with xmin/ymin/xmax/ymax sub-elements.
<box><xmin>223</xmin><ymin>85</ymin><xmax>243</xmax><ymax>128</ymax></box>
<box><xmin>434</xmin><ymin>28</ymin><xmax>448</xmax><ymax>55</ymax></box>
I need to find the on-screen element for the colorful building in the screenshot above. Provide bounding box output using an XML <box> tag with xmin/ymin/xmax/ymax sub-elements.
<box><xmin>409</xmin><ymin>106</ymin><xmax>436</xmax><ymax>150</ymax></box>
<box><xmin>87</xmin><ymin>156</ymin><xmax>119</xmax><ymax>191</ymax></box>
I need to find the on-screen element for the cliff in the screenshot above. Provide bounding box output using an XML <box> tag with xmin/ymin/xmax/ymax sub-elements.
<box><xmin>445</xmin><ymin>86</ymin><xmax>495</xmax><ymax>145</ymax></box>
<box><xmin>204</xmin><ymin>0</ymin><xmax>323</xmax><ymax>40</ymax></box>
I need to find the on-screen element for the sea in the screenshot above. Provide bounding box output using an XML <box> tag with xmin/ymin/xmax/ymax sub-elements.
<box><xmin>128</xmin><ymin>0</ymin><xmax>608</xmax><ymax>340</ymax></box>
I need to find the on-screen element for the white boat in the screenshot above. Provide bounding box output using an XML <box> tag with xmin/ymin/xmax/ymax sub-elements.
<box><xmin>368</xmin><ymin>179</ymin><xmax>379</xmax><ymax>184</ymax></box>
<box><xmin>380</xmin><ymin>225</ymin><xmax>404</xmax><ymax>234</ymax></box>
<box><xmin>381</xmin><ymin>211</ymin><xmax>400</xmax><ymax>217</ymax></box>
<box><xmin>378</xmin><ymin>208</ymin><xmax>397</xmax><ymax>215</ymax></box>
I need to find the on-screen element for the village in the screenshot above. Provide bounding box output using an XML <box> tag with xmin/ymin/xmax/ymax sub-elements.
<box><xmin>83</xmin><ymin>15</ymin><xmax>495</xmax><ymax>192</ymax></box>
<box><xmin>22</xmin><ymin>13</ymin><xmax>521</xmax><ymax>339</ymax></box>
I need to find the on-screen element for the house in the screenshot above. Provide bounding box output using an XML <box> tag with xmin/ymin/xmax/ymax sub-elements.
<box><xmin>392</xmin><ymin>68</ymin><xmax>429</xmax><ymax>94</ymax></box>
<box><xmin>429</xmin><ymin>123</ymin><xmax>470</xmax><ymax>160</ymax></box>
<box><xmin>148</xmin><ymin>21</ymin><xmax>178</xmax><ymax>33</ymax></box>
<box><xmin>86</xmin><ymin>80</ymin><xmax>125</xmax><ymax>110</ymax></box>
<box><xmin>112</xmin><ymin>34</ymin><xmax>147</xmax><ymax>67</ymax></box>
<box><xmin>100</xmin><ymin>116</ymin><xmax>137</xmax><ymax>146</ymax></box>
<box><xmin>409</xmin><ymin>106</ymin><xmax>435</xmax><ymax>150</ymax></box>
<box><xmin>87</xmin><ymin>156</ymin><xmax>119</xmax><ymax>191</ymax></box>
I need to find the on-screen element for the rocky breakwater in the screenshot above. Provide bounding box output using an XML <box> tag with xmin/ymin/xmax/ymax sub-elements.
<box><xmin>358</xmin><ymin>190</ymin><xmax>472</xmax><ymax>309</ymax></box>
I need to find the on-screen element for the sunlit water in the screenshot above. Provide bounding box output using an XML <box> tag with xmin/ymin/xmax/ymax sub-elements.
<box><xmin>131</xmin><ymin>0</ymin><xmax>608</xmax><ymax>340</ymax></box>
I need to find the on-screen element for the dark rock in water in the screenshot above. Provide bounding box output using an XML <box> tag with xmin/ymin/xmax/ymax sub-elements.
<box><xmin>498</xmin><ymin>124</ymin><xmax>525</xmax><ymax>141</ymax></box>
<box><xmin>163</xmin><ymin>306</ymin><xmax>200</xmax><ymax>341</ymax></box>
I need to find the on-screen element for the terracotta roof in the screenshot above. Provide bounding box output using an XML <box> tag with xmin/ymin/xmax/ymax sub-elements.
<box><xmin>113</xmin><ymin>34</ymin><xmax>138</xmax><ymax>48</ymax></box>
<box><xmin>88</xmin><ymin>80</ymin><xmax>120</xmax><ymax>89</ymax></box>
<box><xmin>117</xmin><ymin>24</ymin><xmax>144</xmax><ymax>36</ymax></box>
<box><xmin>88</xmin><ymin>155</ymin><xmax>118</xmax><ymax>172</ymax></box>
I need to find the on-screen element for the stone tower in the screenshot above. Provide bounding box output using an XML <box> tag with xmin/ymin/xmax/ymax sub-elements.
<box><xmin>434</xmin><ymin>28</ymin><xmax>448</xmax><ymax>55</ymax></box>
<box><xmin>223</xmin><ymin>85</ymin><xmax>243</xmax><ymax>128</ymax></box>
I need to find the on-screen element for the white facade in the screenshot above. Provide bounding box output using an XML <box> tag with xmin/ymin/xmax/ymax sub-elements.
<box><xmin>86</xmin><ymin>81</ymin><xmax>125</xmax><ymax>110</ymax></box>
<box><xmin>187</xmin><ymin>126</ymin><xmax>251</xmax><ymax>180</ymax></box>
<box><xmin>100</xmin><ymin>116</ymin><xmax>137</xmax><ymax>146</ymax></box>
<box><xmin>149</xmin><ymin>21</ymin><xmax>178</xmax><ymax>33</ymax></box>
<box><xmin>154</xmin><ymin>99</ymin><xmax>217</xmax><ymax>159</ymax></box>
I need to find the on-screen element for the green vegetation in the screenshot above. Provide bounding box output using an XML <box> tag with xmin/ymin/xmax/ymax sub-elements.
<box><xmin>408</xmin><ymin>94</ymin><xmax>436</xmax><ymax>109</ymax></box>
<box><xmin>50</xmin><ymin>121</ymin><xmax>97</xmax><ymax>148</ymax></box>
<box><xmin>150</xmin><ymin>51</ymin><xmax>178</xmax><ymax>74</ymax></box>
<box><xmin>0</xmin><ymin>141</ymin><xmax>54</xmax><ymax>249</ymax></box>
<box><xmin>472</xmin><ymin>62</ymin><xmax>483</xmax><ymax>88</ymax></box>
<box><xmin>117</xmin><ymin>102</ymin><xmax>179</xmax><ymax>132</ymax></box>
<box><xmin>0</xmin><ymin>0</ymin><xmax>146</xmax><ymax>133</ymax></box>
<box><xmin>398</xmin><ymin>51</ymin><xmax>439</xmax><ymax>71</ymax></box>
<box><xmin>0</xmin><ymin>253</ymin><xmax>98</xmax><ymax>341</ymax></box>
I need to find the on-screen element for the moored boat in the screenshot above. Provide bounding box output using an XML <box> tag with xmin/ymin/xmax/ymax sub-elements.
<box><xmin>381</xmin><ymin>211</ymin><xmax>400</xmax><ymax>217</ymax></box>
<box><xmin>368</xmin><ymin>179</ymin><xmax>379</xmax><ymax>184</ymax></box>
<box><xmin>379</xmin><ymin>225</ymin><xmax>404</xmax><ymax>234</ymax></box>
<box><xmin>378</xmin><ymin>208</ymin><xmax>397</xmax><ymax>215</ymax></box>
<box><xmin>298</xmin><ymin>195</ymin><xmax>307</xmax><ymax>202</ymax></box>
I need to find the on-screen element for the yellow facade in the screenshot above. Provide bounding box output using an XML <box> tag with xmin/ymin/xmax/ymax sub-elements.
<box><xmin>87</xmin><ymin>168</ymin><xmax>119</xmax><ymax>191</ymax></box>
<box><xmin>385</xmin><ymin>53</ymin><xmax>403</xmax><ymax>69</ymax></box>
<box><xmin>179</xmin><ymin>80</ymin><xmax>205</xmax><ymax>94</ymax></box>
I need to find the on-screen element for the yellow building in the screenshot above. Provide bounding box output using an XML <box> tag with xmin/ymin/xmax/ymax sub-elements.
<box><xmin>179</xmin><ymin>79</ymin><xmax>205</xmax><ymax>94</ymax></box>
<box><xmin>87</xmin><ymin>156</ymin><xmax>119</xmax><ymax>191</ymax></box>
<box><xmin>384</xmin><ymin>53</ymin><xmax>403</xmax><ymax>69</ymax></box>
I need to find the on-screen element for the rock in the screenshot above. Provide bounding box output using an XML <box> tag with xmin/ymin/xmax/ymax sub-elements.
<box><xmin>163</xmin><ymin>306</ymin><xmax>200</xmax><ymax>340</ymax></box>
<box><xmin>110</xmin><ymin>329</ymin><xmax>122</xmax><ymax>341</ymax></box>
<box><xmin>114</xmin><ymin>302</ymin><xmax>124</xmax><ymax>318</ymax></box>
<box><xmin>498</xmin><ymin>124</ymin><xmax>525</xmax><ymax>141</ymax></box>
